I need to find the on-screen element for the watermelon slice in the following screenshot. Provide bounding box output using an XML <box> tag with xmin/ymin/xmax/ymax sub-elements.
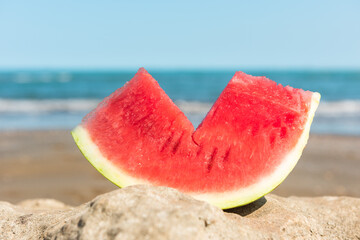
<box><xmin>72</xmin><ymin>68</ymin><xmax>320</xmax><ymax>209</ymax></box>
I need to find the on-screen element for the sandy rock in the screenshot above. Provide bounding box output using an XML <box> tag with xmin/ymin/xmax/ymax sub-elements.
<box><xmin>18</xmin><ymin>198</ymin><xmax>69</xmax><ymax>210</ymax></box>
<box><xmin>226</xmin><ymin>195</ymin><xmax>360</xmax><ymax>239</ymax></box>
<box><xmin>0</xmin><ymin>185</ymin><xmax>359</xmax><ymax>240</ymax></box>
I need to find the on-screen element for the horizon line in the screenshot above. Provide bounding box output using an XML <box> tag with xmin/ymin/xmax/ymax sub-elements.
<box><xmin>0</xmin><ymin>66</ymin><xmax>359</xmax><ymax>72</ymax></box>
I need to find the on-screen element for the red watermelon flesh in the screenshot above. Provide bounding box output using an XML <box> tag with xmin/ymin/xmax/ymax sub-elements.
<box><xmin>81</xmin><ymin>68</ymin><xmax>315</xmax><ymax>195</ymax></box>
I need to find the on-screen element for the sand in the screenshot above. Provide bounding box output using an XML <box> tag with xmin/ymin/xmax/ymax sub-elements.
<box><xmin>0</xmin><ymin>130</ymin><xmax>359</xmax><ymax>205</ymax></box>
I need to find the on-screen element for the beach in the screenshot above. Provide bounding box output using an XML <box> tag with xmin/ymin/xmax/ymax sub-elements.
<box><xmin>0</xmin><ymin>130</ymin><xmax>359</xmax><ymax>205</ymax></box>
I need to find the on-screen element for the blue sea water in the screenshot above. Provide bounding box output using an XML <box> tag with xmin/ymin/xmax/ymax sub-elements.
<box><xmin>0</xmin><ymin>70</ymin><xmax>359</xmax><ymax>135</ymax></box>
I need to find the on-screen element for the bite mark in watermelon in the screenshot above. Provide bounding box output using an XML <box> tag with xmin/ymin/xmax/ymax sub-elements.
<box><xmin>72</xmin><ymin>68</ymin><xmax>320</xmax><ymax>209</ymax></box>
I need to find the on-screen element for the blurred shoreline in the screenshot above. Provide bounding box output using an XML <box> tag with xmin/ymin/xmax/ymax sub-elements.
<box><xmin>1</xmin><ymin>130</ymin><xmax>359</xmax><ymax>205</ymax></box>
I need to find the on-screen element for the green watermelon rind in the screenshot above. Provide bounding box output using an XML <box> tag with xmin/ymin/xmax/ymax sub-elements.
<box><xmin>71</xmin><ymin>92</ymin><xmax>320</xmax><ymax>209</ymax></box>
<box><xmin>71</xmin><ymin>127</ymin><xmax>148</xmax><ymax>187</ymax></box>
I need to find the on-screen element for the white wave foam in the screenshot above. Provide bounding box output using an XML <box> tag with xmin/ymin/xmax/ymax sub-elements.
<box><xmin>0</xmin><ymin>99</ymin><xmax>99</xmax><ymax>113</ymax></box>
<box><xmin>317</xmin><ymin>100</ymin><xmax>360</xmax><ymax>116</ymax></box>
<box><xmin>175</xmin><ymin>100</ymin><xmax>212</xmax><ymax>114</ymax></box>
<box><xmin>0</xmin><ymin>99</ymin><xmax>359</xmax><ymax>117</ymax></box>
<box><xmin>0</xmin><ymin>99</ymin><xmax>213</xmax><ymax>114</ymax></box>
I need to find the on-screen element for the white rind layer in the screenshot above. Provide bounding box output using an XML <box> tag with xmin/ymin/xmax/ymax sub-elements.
<box><xmin>72</xmin><ymin>92</ymin><xmax>320</xmax><ymax>209</ymax></box>
<box><xmin>72</xmin><ymin>127</ymin><xmax>149</xmax><ymax>187</ymax></box>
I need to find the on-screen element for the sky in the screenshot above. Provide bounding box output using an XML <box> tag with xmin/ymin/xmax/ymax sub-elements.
<box><xmin>0</xmin><ymin>0</ymin><xmax>359</xmax><ymax>70</ymax></box>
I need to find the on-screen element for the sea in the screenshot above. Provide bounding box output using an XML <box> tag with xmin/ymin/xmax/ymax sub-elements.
<box><xmin>0</xmin><ymin>70</ymin><xmax>359</xmax><ymax>135</ymax></box>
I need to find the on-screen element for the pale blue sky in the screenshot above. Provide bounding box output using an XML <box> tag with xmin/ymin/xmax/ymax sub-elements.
<box><xmin>0</xmin><ymin>0</ymin><xmax>359</xmax><ymax>70</ymax></box>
